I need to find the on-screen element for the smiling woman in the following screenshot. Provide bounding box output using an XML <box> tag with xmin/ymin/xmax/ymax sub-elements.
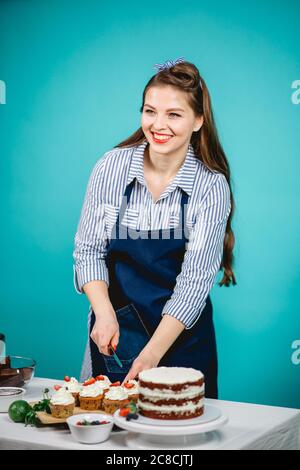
<box><xmin>73</xmin><ymin>59</ymin><xmax>236</xmax><ymax>398</ymax></box>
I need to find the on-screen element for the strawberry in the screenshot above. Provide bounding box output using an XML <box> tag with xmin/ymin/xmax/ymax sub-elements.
<box><xmin>96</xmin><ymin>375</ymin><xmax>105</xmax><ymax>381</ymax></box>
<box><xmin>83</xmin><ymin>377</ymin><xmax>96</xmax><ymax>386</ymax></box>
<box><xmin>119</xmin><ymin>408</ymin><xmax>130</xmax><ymax>417</ymax></box>
<box><xmin>64</xmin><ymin>376</ymin><xmax>70</xmax><ymax>382</ymax></box>
<box><xmin>124</xmin><ymin>383</ymin><xmax>134</xmax><ymax>389</ymax></box>
<box><xmin>110</xmin><ymin>381</ymin><xmax>121</xmax><ymax>387</ymax></box>
<box><xmin>54</xmin><ymin>385</ymin><xmax>62</xmax><ymax>391</ymax></box>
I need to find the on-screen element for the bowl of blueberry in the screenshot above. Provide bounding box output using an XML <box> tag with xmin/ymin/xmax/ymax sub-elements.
<box><xmin>66</xmin><ymin>413</ymin><xmax>114</xmax><ymax>444</ymax></box>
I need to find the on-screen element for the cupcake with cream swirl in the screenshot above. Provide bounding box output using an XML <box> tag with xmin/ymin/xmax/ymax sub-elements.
<box><xmin>49</xmin><ymin>387</ymin><xmax>75</xmax><ymax>418</ymax></box>
<box><xmin>123</xmin><ymin>379</ymin><xmax>139</xmax><ymax>404</ymax></box>
<box><xmin>63</xmin><ymin>377</ymin><xmax>82</xmax><ymax>406</ymax></box>
<box><xmin>95</xmin><ymin>374</ymin><xmax>111</xmax><ymax>393</ymax></box>
<box><xmin>79</xmin><ymin>379</ymin><xmax>104</xmax><ymax>410</ymax></box>
<box><xmin>103</xmin><ymin>385</ymin><xmax>130</xmax><ymax>414</ymax></box>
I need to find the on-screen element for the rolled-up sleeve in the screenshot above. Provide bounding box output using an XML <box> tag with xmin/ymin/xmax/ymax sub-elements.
<box><xmin>161</xmin><ymin>173</ymin><xmax>231</xmax><ymax>329</ymax></box>
<box><xmin>73</xmin><ymin>156</ymin><xmax>109</xmax><ymax>294</ymax></box>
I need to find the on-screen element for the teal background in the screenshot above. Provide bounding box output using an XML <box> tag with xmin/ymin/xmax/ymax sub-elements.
<box><xmin>1</xmin><ymin>0</ymin><xmax>299</xmax><ymax>408</ymax></box>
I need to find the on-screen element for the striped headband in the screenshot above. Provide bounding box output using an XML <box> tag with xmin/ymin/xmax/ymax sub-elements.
<box><xmin>153</xmin><ymin>57</ymin><xmax>203</xmax><ymax>90</ymax></box>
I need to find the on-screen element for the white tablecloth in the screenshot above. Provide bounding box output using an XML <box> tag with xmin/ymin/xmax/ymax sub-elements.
<box><xmin>0</xmin><ymin>378</ymin><xmax>299</xmax><ymax>450</ymax></box>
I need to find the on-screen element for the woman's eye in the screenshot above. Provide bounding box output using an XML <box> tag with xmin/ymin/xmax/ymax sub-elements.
<box><xmin>144</xmin><ymin>110</ymin><xmax>180</xmax><ymax>117</ymax></box>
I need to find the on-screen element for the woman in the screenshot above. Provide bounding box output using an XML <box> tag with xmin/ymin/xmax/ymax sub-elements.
<box><xmin>73</xmin><ymin>58</ymin><xmax>236</xmax><ymax>398</ymax></box>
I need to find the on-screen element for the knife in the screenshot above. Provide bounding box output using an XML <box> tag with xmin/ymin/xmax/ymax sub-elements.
<box><xmin>108</xmin><ymin>344</ymin><xmax>123</xmax><ymax>368</ymax></box>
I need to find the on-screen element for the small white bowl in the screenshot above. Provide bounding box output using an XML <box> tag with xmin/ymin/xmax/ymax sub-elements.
<box><xmin>66</xmin><ymin>413</ymin><xmax>114</xmax><ymax>444</ymax></box>
<box><xmin>0</xmin><ymin>387</ymin><xmax>26</xmax><ymax>412</ymax></box>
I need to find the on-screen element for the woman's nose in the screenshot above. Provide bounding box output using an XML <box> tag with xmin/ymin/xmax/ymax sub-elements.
<box><xmin>153</xmin><ymin>118</ymin><xmax>168</xmax><ymax>131</ymax></box>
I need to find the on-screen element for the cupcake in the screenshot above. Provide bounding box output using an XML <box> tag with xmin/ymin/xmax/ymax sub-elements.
<box><xmin>79</xmin><ymin>380</ymin><xmax>104</xmax><ymax>410</ymax></box>
<box><xmin>49</xmin><ymin>387</ymin><xmax>75</xmax><ymax>418</ymax></box>
<box><xmin>63</xmin><ymin>376</ymin><xmax>82</xmax><ymax>406</ymax></box>
<box><xmin>102</xmin><ymin>385</ymin><xmax>130</xmax><ymax>414</ymax></box>
<box><xmin>95</xmin><ymin>374</ymin><xmax>111</xmax><ymax>393</ymax></box>
<box><xmin>123</xmin><ymin>379</ymin><xmax>139</xmax><ymax>404</ymax></box>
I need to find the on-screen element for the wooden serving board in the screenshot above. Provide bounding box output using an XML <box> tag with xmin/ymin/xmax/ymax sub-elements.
<box><xmin>30</xmin><ymin>402</ymin><xmax>111</xmax><ymax>425</ymax></box>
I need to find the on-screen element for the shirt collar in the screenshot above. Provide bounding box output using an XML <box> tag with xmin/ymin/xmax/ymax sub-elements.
<box><xmin>127</xmin><ymin>139</ymin><xmax>197</xmax><ymax>198</ymax></box>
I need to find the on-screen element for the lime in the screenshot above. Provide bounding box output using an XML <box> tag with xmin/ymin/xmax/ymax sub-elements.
<box><xmin>8</xmin><ymin>400</ymin><xmax>32</xmax><ymax>423</ymax></box>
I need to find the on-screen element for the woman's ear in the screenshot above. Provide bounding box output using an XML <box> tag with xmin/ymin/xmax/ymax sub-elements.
<box><xmin>193</xmin><ymin>115</ymin><xmax>204</xmax><ymax>132</ymax></box>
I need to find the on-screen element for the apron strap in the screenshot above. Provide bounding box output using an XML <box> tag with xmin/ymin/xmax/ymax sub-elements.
<box><xmin>180</xmin><ymin>190</ymin><xmax>189</xmax><ymax>229</ymax></box>
<box><xmin>116</xmin><ymin>179</ymin><xmax>135</xmax><ymax>236</ymax></box>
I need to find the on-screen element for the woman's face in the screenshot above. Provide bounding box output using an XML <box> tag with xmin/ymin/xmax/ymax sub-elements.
<box><xmin>141</xmin><ymin>85</ymin><xmax>203</xmax><ymax>154</ymax></box>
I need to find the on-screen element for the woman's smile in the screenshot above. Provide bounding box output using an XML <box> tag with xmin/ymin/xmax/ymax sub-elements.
<box><xmin>150</xmin><ymin>131</ymin><xmax>174</xmax><ymax>143</ymax></box>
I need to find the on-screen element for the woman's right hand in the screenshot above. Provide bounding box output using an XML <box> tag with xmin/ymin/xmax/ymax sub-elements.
<box><xmin>90</xmin><ymin>306</ymin><xmax>120</xmax><ymax>356</ymax></box>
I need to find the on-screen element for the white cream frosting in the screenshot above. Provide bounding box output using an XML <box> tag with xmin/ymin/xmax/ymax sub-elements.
<box><xmin>125</xmin><ymin>379</ymin><xmax>139</xmax><ymax>396</ymax></box>
<box><xmin>104</xmin><ymin>386</ymin><xmax>129</xmax><ymax>400</ymax></box>
<box><xmin>139</xmin><ymin>384</ymin><xmax>204</xmax><ymax>400</ymax></box>
<box><xmin>79</xmin><ymin>382</ymin><xmax>103</xmax><ymax>398</ymax></box>
<box><xmin>94</xmin><ymin>376</ymin><xmax>111</xmax><ymax>390</ymax></box>
<box><xmin>63</xmin><ymin>377</ymin><xmax>82</xmax><ymax>393</ymax></box>
<box><xmin>137</xmin><ymin>398</ymin><xmax>204</xmax><ymax>413</ymax></box>
<box><xmin>50</xmin><ymin>388</ymin><xmax>75</xmax><ymax>406</ymax></box>
<box><xmin>138</xmin><ymin>367</ymin><xmax>204</xmax><ymax>384</ymax></box>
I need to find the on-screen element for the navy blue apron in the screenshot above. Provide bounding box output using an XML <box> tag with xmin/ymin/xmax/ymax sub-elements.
<box><xmin>89</xmin><ymin>179</ymin><xmax>218</xmax><ymax>398</ymax></box>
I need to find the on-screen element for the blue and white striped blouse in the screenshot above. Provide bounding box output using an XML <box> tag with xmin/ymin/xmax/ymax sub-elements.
<box><xmin>73</xmin><ymin>139</ymin><xmax>231</xmax><ymax>330</ymax></box>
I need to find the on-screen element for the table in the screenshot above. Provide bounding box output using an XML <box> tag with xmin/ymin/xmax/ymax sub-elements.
<box><xmin>0</xmin><ymin>378</ymin><xmax>299</xmax><ymax>450</ymax></box>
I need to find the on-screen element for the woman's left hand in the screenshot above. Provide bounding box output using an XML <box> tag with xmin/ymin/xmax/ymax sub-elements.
<box><xmin>121</xmin><ymin>349</ymin><xmax>161</xmax><ymax>385</ymax></box>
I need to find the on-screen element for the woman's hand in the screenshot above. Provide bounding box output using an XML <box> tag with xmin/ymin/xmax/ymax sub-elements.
<box><xmin>121</xmin><ymin>348</ymin><xmax>161</xmax><ymax>385</ymax></box>
<box><xmin>90</xmin><ymin>306</ymin><xmax>119</xmax><ymax>356</ymax></box>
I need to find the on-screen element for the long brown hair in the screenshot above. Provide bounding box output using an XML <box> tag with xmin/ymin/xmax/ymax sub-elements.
<box><xmin>114</xmin><ymin>60</ymin><xmax>236</xmax><ymax>287</ymax></box>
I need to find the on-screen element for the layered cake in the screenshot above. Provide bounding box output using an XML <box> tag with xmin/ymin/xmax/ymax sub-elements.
<box><xmin>138</xmin><ymin>367</ymin><xmax>205</xmax><ymax>420</ymax></box>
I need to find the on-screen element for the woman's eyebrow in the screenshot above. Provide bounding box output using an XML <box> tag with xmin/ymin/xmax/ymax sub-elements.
<box><xmin>144</xmin><ymin>104</ymin><xmax>185</xmax><ymax>112</ymax></box>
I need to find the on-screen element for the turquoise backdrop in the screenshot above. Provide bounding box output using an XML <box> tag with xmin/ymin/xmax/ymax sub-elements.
<box><xmin>1</xmin><ymin>0</ymin><xmax>299</xmax><ymax>408</ymax></box>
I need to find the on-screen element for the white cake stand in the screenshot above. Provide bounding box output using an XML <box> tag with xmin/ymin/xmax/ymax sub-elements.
<box><xmin>113</xmin><ymin>404</ymin><xmax>228</xmax><ymax>449</ymax></box>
